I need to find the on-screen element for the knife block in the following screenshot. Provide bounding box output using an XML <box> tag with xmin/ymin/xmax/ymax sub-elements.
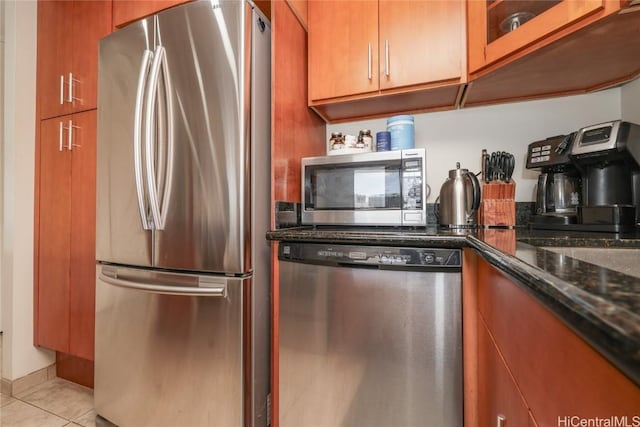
<box><xmin>479</xmin><ymin>181</ymin><xmax>516</xmax><ymax>227</ymax></box>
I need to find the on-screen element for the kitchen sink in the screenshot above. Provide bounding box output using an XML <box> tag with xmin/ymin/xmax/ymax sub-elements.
<box><xmin>542</xmin><ymin>247</ymin><xmax>640</xmax><ymax>279</ymax></box>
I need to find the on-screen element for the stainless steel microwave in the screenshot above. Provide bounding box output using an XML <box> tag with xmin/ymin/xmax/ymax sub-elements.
<box><xmin>301</xmin><ymin>149</ymin><xmax>426</xmax><ymax>226</ymax></box>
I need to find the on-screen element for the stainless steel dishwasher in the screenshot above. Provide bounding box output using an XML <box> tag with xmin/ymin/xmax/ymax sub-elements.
<box><xmin>278</xmin><ymin>242</ymin><xmax>462</xmax><ymax>427</ymax></box>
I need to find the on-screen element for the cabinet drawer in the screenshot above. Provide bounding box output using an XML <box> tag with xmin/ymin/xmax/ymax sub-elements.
<box><xmin>478</xmin><ymin>320</ymin><xmax>529</xmax><ymax>427</ymax></box>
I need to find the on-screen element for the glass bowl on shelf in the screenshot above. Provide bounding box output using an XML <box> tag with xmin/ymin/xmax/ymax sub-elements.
<box><xmin>500</xmin><ymin>11</ymin><xmax>536</xmax><ymax>34</ymax></box>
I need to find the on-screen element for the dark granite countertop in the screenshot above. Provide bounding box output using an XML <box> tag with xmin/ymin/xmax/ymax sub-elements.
<box><xmin>267</xmin><ymin>226</ymin><xmax>640</xmax><ymax>387</ymax></box>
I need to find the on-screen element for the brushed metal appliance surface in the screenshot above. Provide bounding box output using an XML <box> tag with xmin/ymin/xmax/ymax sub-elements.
<box><xmin>301</xmin><ymin>149</ymin><xmax>426</xmax><ymax>226</ymax></box>
<box><xmin>278</xmin><ymin>249</ymin><xmax>463</xmax><ymax>427</ymax></box>
<box><xmin>438</xmin><ymin>165</ymin><xmax>480</xmax><ymax>228</ymax></box>
<box><xmin>95</xmin><ymin>1</ymin><xmax>271</xmax><ymax>426</ymax></box>
<box><xmin>97</xmin><ymin>15</ymin><xmax>155</xmax><ymax>267</ymax></box>
<box><xmin>95</xmin><ymin>266</ymin><xmax>245</xmax><ymax>427</ymax></box>
<box><xmin>98</xmin><ymin>0</ymin><xmax>255</xmax><ymax>275</ymax></box>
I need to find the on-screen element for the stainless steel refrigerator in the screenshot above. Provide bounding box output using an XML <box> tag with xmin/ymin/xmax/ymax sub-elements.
<box><xmin>94</xmin><ymin>1</ymin><xmax>271</xmax><ymax>426</ymax></box>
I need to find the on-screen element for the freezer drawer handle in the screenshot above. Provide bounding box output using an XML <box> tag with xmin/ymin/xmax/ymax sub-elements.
<box><xmin>100</xmin><ymin>271</ymin><xmax>227</xmax><ymax>297</ymax></box>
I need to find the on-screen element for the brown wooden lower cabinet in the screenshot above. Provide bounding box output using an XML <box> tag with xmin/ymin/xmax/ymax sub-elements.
<box><xmin>36</xmin><ymin>110</ymin><xmax>97</xmax><ymax>363</ymax></box>
<box><xmin>473</xmin><ymin>255</ymin><xmax>640</xmax><ymax>426</ymax></box>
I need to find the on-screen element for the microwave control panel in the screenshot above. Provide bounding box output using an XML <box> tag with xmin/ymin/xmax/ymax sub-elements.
<box><xmin>401</xmin><ymin>157</ymin><xmax>424</xmax><ymax>210</ymax></box>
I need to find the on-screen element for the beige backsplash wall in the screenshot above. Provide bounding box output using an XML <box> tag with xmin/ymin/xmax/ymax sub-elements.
<box><xmin>326</xmin><ymin>86</ymin><xmax>629</xmax><ymax>202</ymax></box>
<box><xmin>622</xmin><ymin>77</ymin><xmax>640</xmax><ymax>125</ymax></box>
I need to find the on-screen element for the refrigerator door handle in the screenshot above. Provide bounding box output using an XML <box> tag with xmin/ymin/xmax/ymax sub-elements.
<box><xmin>144</xmin><ymin>45</ymin><xmax>167</xmax><ymax>230</ymax></box>
<box><xmin>134</xmin><ymin>49</ymin><xmax>153</xmax><ymax>230</ymax></box>
<box><xmin>100</xmin><ymin>268</ymin><xmax>228</xmax><ymax>297</ymax></box>
<box><xmin>159</xmin><ymin>46</ymin><xmax>175</xmax><ymax>230</ymax></box>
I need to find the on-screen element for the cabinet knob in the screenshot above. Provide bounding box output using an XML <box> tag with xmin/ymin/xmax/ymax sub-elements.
<box><xmin>497</xmin><ymin>414</ymin><xmax>506</xmax><ymax>427</ymax></box>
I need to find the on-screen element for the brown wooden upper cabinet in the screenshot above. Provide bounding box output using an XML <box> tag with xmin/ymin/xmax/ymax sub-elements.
<box><xmin>307</xmin><ymin>0</ymin><xmax>466</xmax><ymax>121</ymax></box>
<box><xmin>467</xmin><ymin>0</ymin><xmax>623</xmax><ymax>75</ymax></box>
<box><xmin>463</xmin><ymin>1</ymin><xmax>640</xmax><ymax>107</ymax></box>
<box><xmin>37</xmin><ymin>1</ymin><xmax>111</xmax><ymax>120</ymax></box>
<box><xmin>113</xmin><ymin>1</ymin><xmax>271</xmax><ymax>29</ymax></box>
<box><xmin>308</xmin><ymin>0</ymin><xmax>379</xmax><ymax>101</ymax></box>
<box><xmin>112</xmin><ymin>0</ymin><xmax>189</xmax><ymax>28</ymax></box>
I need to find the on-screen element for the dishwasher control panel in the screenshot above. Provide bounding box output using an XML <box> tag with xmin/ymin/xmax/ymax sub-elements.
<box><xmin>279</xmin><ymin>242</ymin><xmax>461</xmax><ymax>268</ymax></box>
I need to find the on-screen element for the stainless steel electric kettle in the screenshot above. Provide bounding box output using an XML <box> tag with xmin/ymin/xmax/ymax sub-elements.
<box><xmin>438</xmin><ymin>162</ymin><xmax>481</xmax><ymax>228</ymax></box>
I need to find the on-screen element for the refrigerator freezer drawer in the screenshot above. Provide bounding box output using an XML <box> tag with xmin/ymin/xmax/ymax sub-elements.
<box><xmin>94</xmin><ymin>265</ymin><xmax>248</xmax><ymax>426</ymax></box>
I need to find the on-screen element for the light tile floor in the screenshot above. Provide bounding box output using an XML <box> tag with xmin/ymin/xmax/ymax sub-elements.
<box><xmin>1</xmin><ymin>335</ymin><xmax>96</xmax><ymax>427</ymax></box>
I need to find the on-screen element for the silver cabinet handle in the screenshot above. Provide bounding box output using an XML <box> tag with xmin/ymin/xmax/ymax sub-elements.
<box><xmin>385</xmin><ymin>39</ymin><xmax>390</xmax><ymax>77</ymax></box>
<box><xmin>67</xmin><ymin>72</ymin><xmax>82</xmax><ymax>104</ymax></box>
<box><xmin>59</xmin><ymin>75</ymin><xmax>65</xmax><ymax>105</ymax></box>
<box><xmin>134</xmin><ymin>50</ymin><xmax>153</xmax><ymax>231</ymax></box>
<box><xmin>58</xmin><ymin>121</ymin><xmax>64</xmax><ymax>151</ymax></box>
<box><xmin>67</xmin><ymin>120</ymin><xmax>81</xmax><ymax>150</ymax></box>
<box><xmin>368</xmin><ymin>43</ymin><xmax>372</xmax><ymax>80</ymax></box>
<box><xmin>100</xmin><ymin>272</ymin><xmax>227</xmax><ymax>297</ymax></box>
<box><xmin>497</xmin><ymin>415</ymin><xmax>506</xmax><ymax>427</ymax></box>
<box><xmin>68</xmin><ymin>73</ymin><xmax>73</xmax><ymax>103</ymax></box>
<box><xmin>144</xmin><ymin>45</ymin><xmax>166</xmax><ymax>230</ymax></box>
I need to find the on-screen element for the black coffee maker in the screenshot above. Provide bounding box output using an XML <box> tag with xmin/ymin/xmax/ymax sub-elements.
<box><xmin>569</xmin><ymin>120</ymin><xmax>640</xmax><ymax>232</ymax></box>
<box><xmin>526</xmin><ymin>133</ymin><xmax>582</xmax><ymax>229</ymax></box>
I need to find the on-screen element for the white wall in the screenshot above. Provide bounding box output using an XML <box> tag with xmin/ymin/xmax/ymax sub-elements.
<box><xmin>0</xmin><ymin>0</ymin><xmax>5</xmax><ymax>334</ymax></box>
<box><xmin>327</xmin><ymin>88</ymin><xmax>623</xmax><ymax>202</ymax></box>
<box><xmin>622</xmin><ymin>77</ymin><xmax>640</xmax><ymax>124</ymax></box>
<box><xmin>2</xmin><ymin>0</ymin><xmax>54</xmax><ymax>381</ymax></box>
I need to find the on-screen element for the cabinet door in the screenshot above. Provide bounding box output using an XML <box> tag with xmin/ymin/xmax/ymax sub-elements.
<box><xmin>308</xmin><ymin>0</ymin><xmax>378</xmax><ymax>101</ymax></box>
<box><xmin>477</xmin><ymin>321</ymin><xmax>529</xmax><ymax>427</ymax></box>
<box><xmin>37</xmin><ymin>1</ymin><xmax>111</xmax><ymax>119</ymax></box>
<box><xmin>37</xmin><ymin>117</ymin><xmax>72</xmax><ymax>353</ymax></box>
<box><xmin>69</xmin><ymin>111</ymin><xmax>97</xmax><ymax>361</ymax></box>
<box><xmin>37</xmin><ymin>1</ymin><xmax>73</xmax><ymax>120</ymax></box>
<box><xmin>478</xmin><ymin>261</ymin><xmax>640</xmax><ymax>425</ymax></box>
<box><xmin>379</xmin><ymin>0</ymin><xmax>464</xmax><ymax>90</ymax></box>
<box><xmin>113</xmin><ymin>0</ymin><xmax>188</xmax><ymax>28</ymax></box>
<box><xmin>468</xmin><ymin>0</ymin><xmax>605</xmax><ymax>73</ymax></box>
<box><xmin>71</xmin><ymin>1</ymin><xmax>112</xmax><ymax>113</ymax></box>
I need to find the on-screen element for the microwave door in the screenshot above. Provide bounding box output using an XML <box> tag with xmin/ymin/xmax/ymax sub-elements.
<box><xmin>303</xmin><ymin>159</ymin><xmax>405</xmax><ymax>226</ymax></box>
